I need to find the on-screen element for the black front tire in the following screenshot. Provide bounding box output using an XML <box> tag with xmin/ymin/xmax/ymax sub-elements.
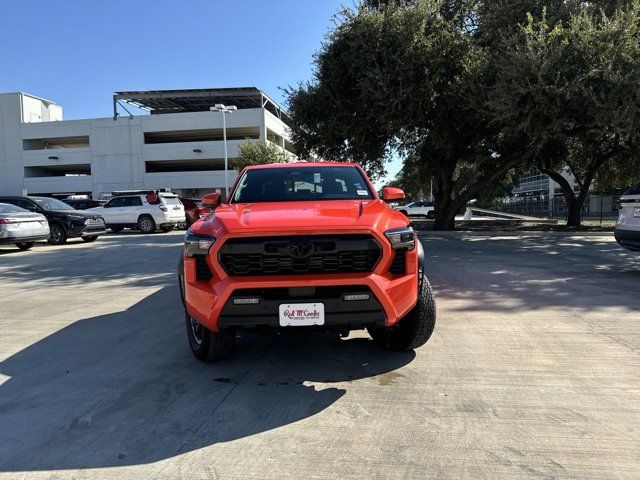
<box><xmin>47</xmin><ymin>224</ymin><xmax>67</xmax><ymax>245</ymax></box>
<box><xmin>137</xmin><ymin>215</ymin><xmax>156</xmax><ymax>234</ymax></box>
<box><xmin>368</xmin><ymin>275</ymin><xmax>436</xmax><ymax>351</ymax></box>
<box><xmin>185</xmin><ymin>312</ymin><xmax>235</xmax><ymax>362</ymax></box>
<box><xmin>82</xmin><ymin>235</ymin><xmax>99</xmax><ymax>243</ymax></box>
<box><xmin>426</xmin><ymin>211</ymin><xmax>436</xmax><ymax>219</ymax></box>
<box><xmin>15</xmin><ymin>242</ymin><xmax>35</xmax><ymax>251</ymax></box>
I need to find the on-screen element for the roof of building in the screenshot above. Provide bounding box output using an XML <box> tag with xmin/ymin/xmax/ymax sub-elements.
<box><xmin>113</xmin><ymin>87</ymin><xmax>291</xmax><ymax>122</ymax></box>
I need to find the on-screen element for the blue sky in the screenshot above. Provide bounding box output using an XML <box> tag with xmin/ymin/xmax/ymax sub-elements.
<box><xmin>0</xmin><ymin>0</ymin><xmax>401</xmax><ymax>182</ymax></box>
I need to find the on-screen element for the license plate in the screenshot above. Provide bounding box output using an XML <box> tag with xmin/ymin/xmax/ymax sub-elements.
<box><xmin>635</xmin><ymin>207</ymin><xmax>640</xmax><ymax>218</ymax></box>
<box><xmin>279</xmin><ymin>303</ymin><xmax>325</xmax><ymax>327</ymax></box>
<box><xmin>85</xmin><ymin>219</ymin><xmax>103</xmax><ymax>225</ymax></box>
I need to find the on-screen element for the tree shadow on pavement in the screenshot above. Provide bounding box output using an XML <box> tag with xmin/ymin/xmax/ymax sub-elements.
<box><xmin>0</xmin><ymin>233</ymin><xmax>183</xmax><ymax>288</ymax></box>
<box><xmin>422</xmin><ymin>233</ymin><xmax>640</xmax><ymax>314</ymax></box>
<box><xmin>0</xmin><ymin>286</ymin><xmax>414</xmax><ymax>472</ymax></box>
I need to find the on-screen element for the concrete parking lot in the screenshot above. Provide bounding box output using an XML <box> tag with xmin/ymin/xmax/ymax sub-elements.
<box><xmin>0</xmin><ymin>231</ymin><xmax>638</xmax><ymax>479</ymax></box>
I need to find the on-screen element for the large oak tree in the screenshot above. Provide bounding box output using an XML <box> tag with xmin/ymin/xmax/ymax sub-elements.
<box><xmin>286</xmin><ymin>0</ymin><xmax>640</xmax><ymax>229</ymax></box>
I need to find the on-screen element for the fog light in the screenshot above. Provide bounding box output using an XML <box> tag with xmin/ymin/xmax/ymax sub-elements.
<box><xmin>233</xmin><ymin>298</ymin><xmax>260</xmax><ymax>305</ymax></box>
<box><xmin>344</xmin><ymin>294</ymin><xmax>370</xmax><ymax>301</ymax></box>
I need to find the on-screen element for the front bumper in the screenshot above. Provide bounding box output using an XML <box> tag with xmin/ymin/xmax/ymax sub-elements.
<box><xmin>218</xmin><ymin>286</ymin><xmax>386</xmax><ymax>330</ymax></box>
<box><xmin>184</xmin><ymin>229</ymin><xmax>419</xmax><ymax>333</ymax></box>
<box><xmin>615</xmin><ymin>228</ymin><xmax>640</xmax><ymax>251</ymax></box>
<box><xmin>68</xmin><ymin>222</ymin><xmax>107</xmax><ymax>238</ymax></box>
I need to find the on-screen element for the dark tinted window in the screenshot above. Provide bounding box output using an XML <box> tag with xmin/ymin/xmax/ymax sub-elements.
<box><xmin>12</xmin><ymin>199</ymin><xmax>36</xmax><ymax>211</ymax></box>
<box><xmin>122</xmin><ymin>197</ymin><xmax>143</xmax><ymax>207</ymax></box>
<box><xmin>232</xmin><ymin>166</ymin><xmax>374</xmax><ymax>203</ymax></box>
<box><xmin>625</xmin><ymin>181</ymin><xmax>640</xmax><ymax>195</ymax></box>
<box><xmin>32</xmin><ymin>197</ymin><xmax>74</xmax><ymax>211</ymax></box>
<box><xmin>105</xmin><ymin>197</ymin><xmax>126</xmax><ymax>208</ymax></box>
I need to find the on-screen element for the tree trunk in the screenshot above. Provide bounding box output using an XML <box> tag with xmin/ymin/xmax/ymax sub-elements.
<box><xmin>431</xmin><ymin>149</ymin><xmax>535</xmax><ymax>230</ymax></box>
<box><xmin>565</xmin><ymin>195</ymin><xmax>582</xmax><ymax>227</ymax></box>
<box><xmin>538</xmin><ymin>164</ymin><xmax>582</xmax><ymax>227</ymax></box>
<box><xmin>432</xmin><ymin>168</ymin><xmax>458</xmax><ymax>231</ymax></box>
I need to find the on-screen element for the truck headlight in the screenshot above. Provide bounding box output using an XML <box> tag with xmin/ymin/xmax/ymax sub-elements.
<box><xmin>384</xmin><ymin>226</ymin><xmax>415</xmax><ymax>251</ymax></box>
<box><xmin>184</xmin><ymin>232</ymin><xmax>216</xmax><ymax>257</ymax></box>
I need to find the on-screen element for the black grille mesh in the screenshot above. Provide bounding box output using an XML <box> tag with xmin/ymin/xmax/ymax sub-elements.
<box><xmin>194</xmin><ymin>254</ymin><xmax>213</xmax><ymax>281</ymax></box>
<box><xmin>219</xmin><ymin>235</ymin><xmax>381</xmax><ymax>276</ymax></box>
<box><xmin>389</xmin><ymin>250</ymin><xmax>407</xmax><ymax>275</ymax></box>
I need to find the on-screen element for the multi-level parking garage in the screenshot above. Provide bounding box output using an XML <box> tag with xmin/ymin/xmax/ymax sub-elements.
<box><xmin>0</xmin><ymin>88</ymin><xmax>296</xmax><ymax>200</ymax></box>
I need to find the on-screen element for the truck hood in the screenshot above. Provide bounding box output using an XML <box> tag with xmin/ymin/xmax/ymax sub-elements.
<box><xmin>211</xmin><ymin>200</ymin><xmax>397</xmax><ymax>232</ymax></box>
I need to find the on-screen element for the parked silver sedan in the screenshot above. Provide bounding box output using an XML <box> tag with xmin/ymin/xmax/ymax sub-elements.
<box><xmin>0</xmin><ymin>202</ymin><xmax>50</xmax><ymax>251</ymax></box>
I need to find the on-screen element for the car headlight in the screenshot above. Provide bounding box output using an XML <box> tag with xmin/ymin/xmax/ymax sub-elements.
<box><xmin>385</xmin><ymin>226</ymin><xmax>415</xmax><ymax>251</ymax></box>
<box><xmin>184</xmin><ymin>232</ymin><xmax>216</xmax><ymax>257</ymax></box>
<box><xmin>68</xmin><ymin>215</ymin><xmax>85</xmax><ymax>221</ymax></box>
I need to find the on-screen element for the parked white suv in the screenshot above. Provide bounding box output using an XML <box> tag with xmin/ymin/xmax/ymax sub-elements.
<box><xmin>395</xmin><ymin>201</ymin><xmax>436</xmax><ymax>219</ymax></box>
<box><xmin>615</xmin><ymin>181</ymin><xmax>640</xmax><ymax>251</ymax></box>
<box><xmin>88</xmin><ymin>191</ymin><xmax>186</xmax><ymax>234</ymax></box>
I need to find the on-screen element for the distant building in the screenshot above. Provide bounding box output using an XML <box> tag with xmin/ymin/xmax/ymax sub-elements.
<box><xmin>499</xmin><ymin>169</ymin><xmax>616</xmax><ymax>218</ymax></box>
<box><xmin>0</xmin><ymin>88</ymin><xmax>296</xmax><ymax>199</ymax></box>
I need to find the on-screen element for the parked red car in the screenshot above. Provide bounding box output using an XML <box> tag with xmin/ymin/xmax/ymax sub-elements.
<box><xmin>178</xmin><ymin>198</ymin><xmax>210</xmax><ymax>229</ymax></box>
<box><xmin>178</xmin><ymin>162</ymin><xmax>436</xmax><ymax>361</ymax></box>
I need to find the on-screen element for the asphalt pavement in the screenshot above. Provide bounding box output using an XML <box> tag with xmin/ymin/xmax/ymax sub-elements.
<box><xmin>0</xmin><ymin>230</ymin><xmax>638</xmax><ymax>479</ymax></box>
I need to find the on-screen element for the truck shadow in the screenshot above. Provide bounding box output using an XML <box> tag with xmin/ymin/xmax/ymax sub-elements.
<box><xmin>0</xmin><ymin>287</ymin><xmax>414</xmax><ymax>472</ymax></box>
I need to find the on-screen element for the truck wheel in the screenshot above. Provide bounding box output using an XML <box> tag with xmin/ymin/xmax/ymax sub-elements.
<box><xmin>368</xmin><ymin>275</ymin><xmax>436</xmax><ymax>351</ymax></box>
<box><xmin>82</xmin><ymin>235</ymin><xmax>99</xmax><ymax>243</ymax></box>
<box><xmin>427</xmin><ymin>211</ymin><xmax>435</xmax><ymax>219</ymax></box>
<box><xmin>185</xmin><ymin>312</ymin><xmax>235</xmax><ymax>362</ymax></box>
<box><xmin>161</xmin><ymin>225</ymin><xmax>175</xmax><ymax>233</ymax></box>
<box><xmin>47</xmin><ymin>224</ymin><xmax>67</xmax><ymax>245</ymax></box>
<box><xmin>15</xmin><ymin>242</ymin><xmax>35</xmax><ymax>251</ymax></box>
<box><xmin>137</xmin><ymin>215</ymin><xmax>156</xmax><ymax>234</ymax></box>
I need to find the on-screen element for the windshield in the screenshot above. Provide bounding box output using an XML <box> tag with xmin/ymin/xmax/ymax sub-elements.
<box><xmin>231</xmin><ymin>166</ymin><xmax>374</xmax><ymax>203</ymax></box>
<box><xmin>32</xmin><ymin>197</ymin><xmax>74</xmax><ymax>211</ymax></box>
<box><xmin>0</xmin><ymin>203</ymin><xmax>27</xmax><ymax>214</ymax></box>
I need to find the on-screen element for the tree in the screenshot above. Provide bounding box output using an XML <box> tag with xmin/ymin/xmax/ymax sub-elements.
<box><xmin>286</xmin><ymin>0</ymin><xmax>543</xmax><ymax>229</ymax></box>
<box><xmin>286</xmin><ymin>0</ymin><xmax>640</xmax><ymax>229</ymax></box>
<box><xmin>593</xmin><ymin>156</ymin><xmax>640</xmax><ymax>194</ymax></box>
<box><xmin>235</xmin><ymin>139</ymin><xmax>287</xmax><ymax>171</ymax></box>
<box><xmin>489</xmin><ymin>4</ymin><xmax>640</xmax><ymax>226</ymax></box>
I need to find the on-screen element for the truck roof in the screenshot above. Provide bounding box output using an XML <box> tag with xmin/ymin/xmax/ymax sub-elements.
<box><xmin>245</xmin><ymin>162</ymin><xmax>359</xmax><ymax>170</ymax></box>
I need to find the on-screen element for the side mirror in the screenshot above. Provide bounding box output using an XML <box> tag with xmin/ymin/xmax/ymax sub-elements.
<box><xmin>202</xmin><ymin>193</ymin><xmax>221</xmax><ymax>209</ymax></box>
<box><xmin>381</xmin><ymin>186</ymin><xmax>405</xmax><ymax>202</ymax></box>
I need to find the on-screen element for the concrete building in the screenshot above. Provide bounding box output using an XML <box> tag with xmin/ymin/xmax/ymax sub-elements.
<box><xmin>0</xmin><ymin>88</ymin><xmax>296</xmax><ymax>199</ymax></box>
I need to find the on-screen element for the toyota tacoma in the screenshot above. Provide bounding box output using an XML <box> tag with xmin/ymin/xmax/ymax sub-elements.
<box><xmin>178</xmin><ymin>163</ymin><xmax>436</xmax><ymax>361</ymax></box>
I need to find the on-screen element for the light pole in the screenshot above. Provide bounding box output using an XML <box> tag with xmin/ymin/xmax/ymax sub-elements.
<box><xmin>210</xmin><ymin>103</ymin><xmax>237</xmax><ymax>198</ymax></box>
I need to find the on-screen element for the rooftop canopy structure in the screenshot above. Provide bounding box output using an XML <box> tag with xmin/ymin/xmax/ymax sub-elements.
<box><xmin>113</xmin><ymin>87</ymin><xmax>291</xmax><ymax>122</ymax></box>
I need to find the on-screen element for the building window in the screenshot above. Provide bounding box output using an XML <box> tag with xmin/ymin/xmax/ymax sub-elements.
<box><xmin>145</xmin><ymin>159</ymin><xmax>229</xmax><ymax>173</ymax></box>
<box><xmin>24</xmin><ymin>164</ymin><xmax>91</xmax><ymax>177</ymax></box>
<box><xmin>23</xmin><ymin>136</ymin><xmax>90</xmax><ymax>150</ymax></box>
<box><xmin>144</xmin><ymin>127</ymin><xmax>260</xmax><ymax>144</ymax></box>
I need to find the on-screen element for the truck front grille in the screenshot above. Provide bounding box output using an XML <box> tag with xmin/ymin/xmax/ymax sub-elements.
<box><xmin>219</xmin><ymin>235</ymin><xmax>381</xmax><ymax>276</ymax></box>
